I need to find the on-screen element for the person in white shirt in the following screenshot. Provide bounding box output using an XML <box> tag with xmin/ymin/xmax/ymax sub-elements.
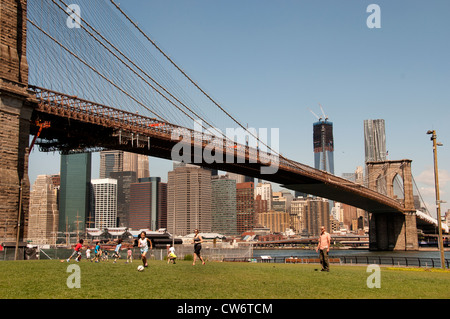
<box><xmin>167</xmin><ymin>244</ymin><xmax>177</xmax><ymax>264</ymax></box>
<box><xmin>138</xmin><ymin>231</ymin><xmax>152</xmax><ymax>268</ymax></box>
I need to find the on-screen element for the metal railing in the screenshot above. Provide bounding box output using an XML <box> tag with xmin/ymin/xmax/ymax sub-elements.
<box><xmin>223</xmin><ymin>255</ymin><xmax>450</xmax><ymax>268</ymax></box>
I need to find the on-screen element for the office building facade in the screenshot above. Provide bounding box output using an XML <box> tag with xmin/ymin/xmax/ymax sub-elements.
<box><xmin>100</xmin><ymin>150</ymin><xmax>123</xmax><ymax>179</ymax></box>
<box><xmin>167</xmin><ymin>166</ymin><xmax>212</xmax><ymax>236</ymax></box>
<box><xmin>291</xmin><ymin>198</ymin><xmax>308</xmax><ymax>234</ymax></box>
<box><xmin>258</xmin><ymin>210</ymin><xmax>290</xmax><ymax>234</ymax></box>
<box><xmin>211</xmin><ymin>176</ymin><xmax>237</xmax><ymax>236</ymax></box>
<box><xmin>129</xmin><ymin>177</ymin><xmax>167</xmax><ymax>231</ymax></box>
<box><xmin>100</xmin><ymin>150</ymin><xmax>149</xmax><ymax>179</ymax></box>
<box><xmin>157</xmin><ymin>182</ymin><xmax>168</xmax><ymax>230</ymax></box>
<box><xmin>91</xmin><ymin>179</ymin><xmax>117</xmax><ymax>229</ymax></box>
<box><xmin>59</xmin><ymin>153</ymin><xmax>91</xmax><ymax>237</ymax></box>
<box><xmin>305</xmin><ymin>197</ymin><xmax>330</xmax><ymax>236</ymax></box>
<box><xmin>236</xmin><ymin>182</ymin><xmax>255</xmax><ymax>234</ymax></box>
<box><xmin>27</xmin><ymin>175</ymin><xmax>59</xmax><ymax>245</ymax></box>
<box><xmin>255</xmin><ymin>182</ymin><xmax>273</xmax><ymax>210</ymax></box>
<box><xmin>109</xmin><ymin>171</ymin><xmax>137</xmax><ymax>228</ymax></box>
<box><xmin>129</xmin><ymin>181</ymin><xmax>151</xmax><ymax>230</ymax></box>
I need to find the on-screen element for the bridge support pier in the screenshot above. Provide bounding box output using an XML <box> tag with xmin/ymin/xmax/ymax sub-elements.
<box><xmin>0</xmin><ymin>90</ymin><xmax>33</xmax><ymax>243</ymax></box>
<box><xmin>0</xmin><ymin>0</ymin><xmax>31</xmax><ymax>245</ymax></box>
<box><xmin>369</xmin><ymin>211</ymin><xmax>418</xmax><ymax>251</ymax></box>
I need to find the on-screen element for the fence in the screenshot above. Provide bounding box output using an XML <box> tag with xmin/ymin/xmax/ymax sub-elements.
<box><xmin>223</xmin><ymin>255</ymin><xmax>450</xmax><ymax>269</ymax></box>
<box><xmin>5</xmin><ymin>246</ymin><xmax>446</xmax><ymax>268</ymax></box>
<box><xmin>0</xmin><ymin>244</ymin><xmax>253</xmax><ymax>262</ymax></box>
<box><xmin>0</xmin><ymin>247</ymin><xmax>37</xmax><ymax>260</ymax></box>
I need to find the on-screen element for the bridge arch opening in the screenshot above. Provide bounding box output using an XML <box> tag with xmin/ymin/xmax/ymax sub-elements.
<box><xmin>392</xmin><ymin>173</ymin><xmax>404</xmax><ymax>201</ymax></box>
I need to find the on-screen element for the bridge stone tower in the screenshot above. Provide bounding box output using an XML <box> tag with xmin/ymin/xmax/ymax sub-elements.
<box><xmin>0</xmin><ymin>0</ymin><xmax>33</xmax><ymax>243</ymax></box>
<box><xmin>366</xmin><ymin>160</ymin><xmax>418</xmax><ymax>250</ymax></box>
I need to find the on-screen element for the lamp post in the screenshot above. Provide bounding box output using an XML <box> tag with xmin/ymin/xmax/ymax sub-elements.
<box><xmin>14</xmin><ymin>179</ymin><xmax>24</xmax><ymax>261</ymax></box>
<box><xmin>426</xmin><ymin>130</ymin><xmax>446</xmax><ymax>269</ymax></box>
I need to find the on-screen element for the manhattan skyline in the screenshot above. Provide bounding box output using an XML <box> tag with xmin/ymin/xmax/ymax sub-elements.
<box><xmin>28</xmin><ymin>0</ymin><xmax>450</xmax><ymax>215</ymax></box>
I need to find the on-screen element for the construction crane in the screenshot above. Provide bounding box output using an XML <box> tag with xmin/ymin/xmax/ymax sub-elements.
<box><xmin>308</xmin><ymin>104</ymin><xmax>329</xmax><ymax>123</ymax></box>
<box><xmin>318</xmin><ymin>103</ymin><xmax>329</xmax><ymax>121</ymax></box>
<box><xmin>308</xmin><ymin>108</ymin><xmax>322</xmax><ymax>121</ymax></box>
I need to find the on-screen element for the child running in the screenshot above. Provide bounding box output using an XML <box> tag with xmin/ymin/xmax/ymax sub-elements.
<box><xmin>67</xmin><ymin>239</ymin><xmax>83</xmax><ymax>262</ymax></box>
<box><xmin>93</xmin><ymin>242</ymin><xmax>101</xmax><ymax>263</ymax></box>
<box><xmin>113</xmin><ymin>239</ymin><xmax>123</xmax><ymax>263</ymax></box>
<box><xmin>138</xmin><ymin>231</ymin><xmax>152</xmax><ymax>268</ymax></box>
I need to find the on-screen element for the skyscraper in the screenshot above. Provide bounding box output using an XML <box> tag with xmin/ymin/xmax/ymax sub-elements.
<box><xmin>364</xmin><ymin>119</ymin><xmax>387</xmax><ymax>163</ymax></box>
<box><xmin>226</xmin><ymin>172</ymin><xmax>254</xmax><ymax>184</ymax></box>
<box><xmin>109</xmin><ymin>171</ymin><xmax>137</xmax><ymax>228</ymax></box>
<box><xmin>167</xmin><ymin>166</ymin><xmax>212</xmax><ymax>236</ymax></box>
<box><xmin>157</xmin><ymin>182</ymin><xmax>168</xmax><ymax>230</ymax></box>
<box><xmin>147</xmin><ymin>177</ymin><xmax>162</xmax><ymax>231</ymax></box>
<box><xmin>129</xmin><ymin>177</ymin><xmax>167</xmax><ymax>231</ymax></box>
<box><xmin>255</xmin><ymin>182</ymin><xmax>273</xmax><ymax>210</ymax></box>
<box><xmin>100</xmin><ymin>150</ymin><xmax>149</xmax><ymax>179</ymax></box>
<box><xmin>129</xmin><ymin>181</ymin><xmax>152</xmax><ymax>230</ymax></box>
<box><xmin>27</xmin><ymin>175</ymin><xmax>59</xmax><ymax>245</ymax></box>
<box><xmin>124</xmin><ymin>152</ymin><xmax>150</xmax><ymax>179</ymax></box>
<box><xmin>312</xmin><ymin>118</ymin><xmax>334</xmax><ymax>222</ymax></box>
<box><xmin>211</xmin><ymin>175</ymin><xmax>237</xmax><ymax>236</ymax></box>
<box><xmin>291</xmin><ymin>198</ymin><xmax>308</xmax><ymax>234</ymax></box>
<box><xmin>236</xmin><ymin>182</ymin><xmax>255</xmax><ymax>234</ymax></box>
<box><xmin>313</xmin><ymin>119</ymin><xmax>334</xmax><ymax>174</ymax></box>
<box><xmin>91</xmin><ymin>178</ymin><xmax>117</xmax><ymax>229</ymax></box>
<box><xmin>305</xmin><ymin>197</ymin><xmax>330</xmax><ymax>236</ymax></box>
<box><xmin>59</xmin><ymin>153</ymin><xmax>91</xmax><ymax>238</ymax></box>
<box><xmin>99</xmin><ymin>150</ymin><xmax>123</xmax><ymax>178</ymax></box>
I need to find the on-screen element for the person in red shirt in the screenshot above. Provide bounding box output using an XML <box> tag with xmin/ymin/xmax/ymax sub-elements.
<box><xmin>316</xmin><ymin>226</ymin><xmax>331</xmax><ymax>272</ymax></box>
<box><xmin>67</xmin><ymin>239</ymin><xmax>84</xmax><ymax>262</ymax></box>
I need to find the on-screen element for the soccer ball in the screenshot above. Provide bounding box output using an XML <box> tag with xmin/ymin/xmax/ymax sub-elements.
<box><xmin>137</xmin><ymin>265</ymin><xmax>144</xmax><ymax>272</ymax></box>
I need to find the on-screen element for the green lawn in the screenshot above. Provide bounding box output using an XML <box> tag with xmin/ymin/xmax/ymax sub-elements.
<box><xmin>0</xmin><ymin>259</ymin><xmax>449</xmax><ymax>299</ymax></box>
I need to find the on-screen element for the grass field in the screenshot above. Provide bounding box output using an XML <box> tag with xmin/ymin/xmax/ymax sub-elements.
<box><xmin>0</xmin><ymin>259</ymin><xmax>449</xmax><ymax>299</ymax></box>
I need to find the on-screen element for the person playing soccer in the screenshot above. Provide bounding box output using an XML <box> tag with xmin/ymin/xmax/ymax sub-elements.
<box><xmin>86</xmin><ymin>246</ymin><xmax>91</xmax><ymax>261</ymax></box>
<box><xmin>93</xmin><ymin>242</ymin><xmax>101</xmax><ymax>263</ymax></box>
<box><xmin>113</xmin><ymin>239</ymin><xmax>123</xmax><ymax>263</ymax></box>
<box><xmin>102</xmin><ymin>250</ymin><xmax>109</xmax><ymax>262</ymax></box>
<box><xmin>138</xmin><ymin>231</ymin><xmax>152</xmax><ymax>268</ymax></box>
<box><xmin>67</xmin><ymin>239</ymin><xmax>83</xmax><ymax>262</ymax></box>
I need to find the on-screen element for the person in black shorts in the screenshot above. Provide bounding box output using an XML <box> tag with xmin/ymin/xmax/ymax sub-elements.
<box><xmin>192</xmin><ymin>229</ymin><xmax>205</xmax><ymax>265</ymax></box>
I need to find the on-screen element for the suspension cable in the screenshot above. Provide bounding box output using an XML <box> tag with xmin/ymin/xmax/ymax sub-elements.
<box><xmin>109</xmin><ymin>0</ymin><xmax>313</xmax><ymax>172</ymax></box>
<box><xmin>27</xmin><ymin>18</ymin><xmax>170</xmax><ymax>123</ymax></box>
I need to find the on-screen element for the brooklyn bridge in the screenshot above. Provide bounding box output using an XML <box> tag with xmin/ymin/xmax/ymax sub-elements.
<box><xmin>0</xmin><ymin>0</ymin><xmax>447</xmax><ymax>252</ymax></box>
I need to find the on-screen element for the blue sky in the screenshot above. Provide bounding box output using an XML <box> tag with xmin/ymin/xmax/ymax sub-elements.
<box><xmin>28</xmin><ymin>0</ymin><xmax>450</xmax><ymax>215</ymax></box>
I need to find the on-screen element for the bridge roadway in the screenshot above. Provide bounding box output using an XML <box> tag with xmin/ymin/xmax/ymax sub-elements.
<box><xmin>27</xmin><ymin>85</ymin><xmax>406</xmax><ymax>216</ymax></box>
